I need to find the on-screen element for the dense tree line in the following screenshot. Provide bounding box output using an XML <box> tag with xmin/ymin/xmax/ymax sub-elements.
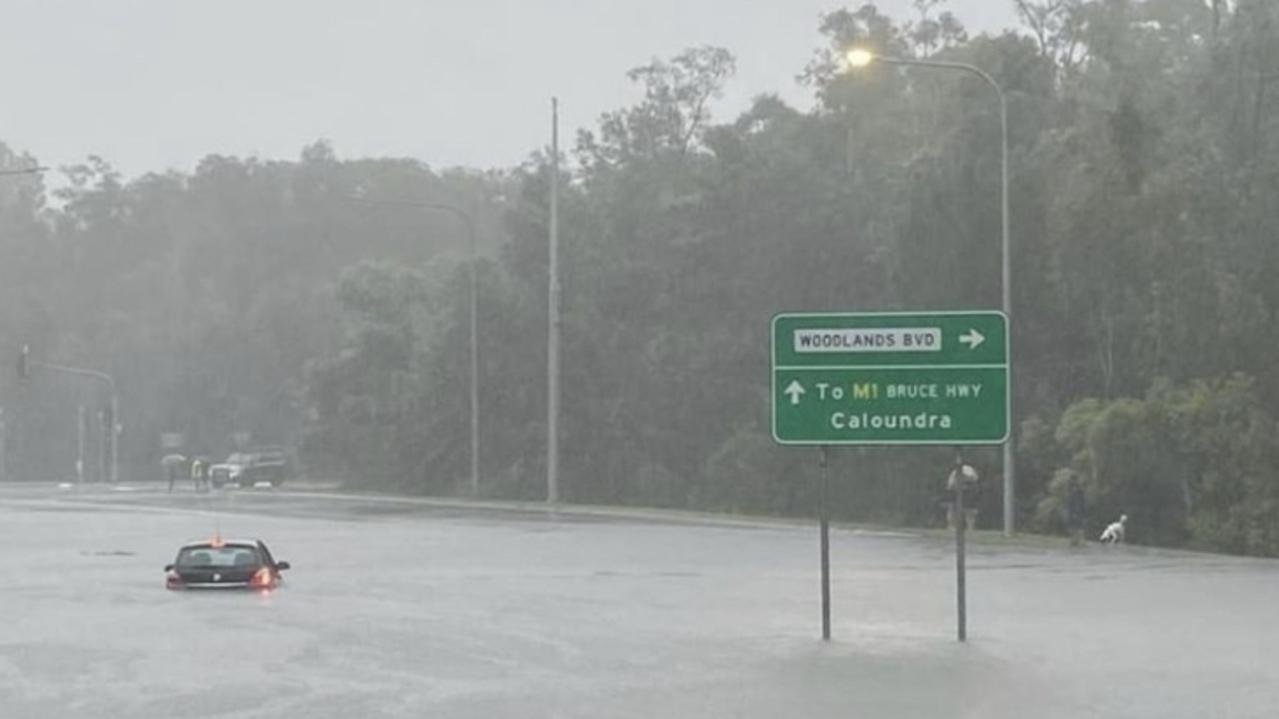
<box><xmin>2</xmin><ymin>0</ymin><xmax>1277</xmax><ymax>555</ymax></box>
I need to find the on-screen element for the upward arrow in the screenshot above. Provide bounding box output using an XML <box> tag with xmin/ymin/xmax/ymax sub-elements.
<box><xmin>783</xmin><ymin>380</ymin><xmax>806</xmax><ymax>406</ymax></box>
<box><xmin>958</xmin><ymin>329</ymin><xmax>985</xmax><ymax>350</ymax></box>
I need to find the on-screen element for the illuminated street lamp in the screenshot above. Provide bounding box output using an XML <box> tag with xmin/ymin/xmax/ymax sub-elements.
<box><xmin>846</xmin><ymin>47</ymin><xmax>1016</xmax><ymax>535</ymax></box>
<box><xmin>844</xmin><ymin>48</ymin><xmax>874</xmax><ymax>69</ymax></box>
<box><xmin>347</xmin><ymin>195</ymin><xmax>482</xmax><ymax>498</ymax></box>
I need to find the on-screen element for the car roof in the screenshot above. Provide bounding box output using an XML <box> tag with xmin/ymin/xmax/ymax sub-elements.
<box><xmin>180</xmin><ymin>538</ymin><xmax>265</xmax><ymax>550</ymax></box>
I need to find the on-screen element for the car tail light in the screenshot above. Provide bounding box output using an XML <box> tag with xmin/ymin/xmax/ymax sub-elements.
<box><xmin>251</xmin><ymin>567</ymin><xmax>273</xmax><ymax>588</ymax></box>
<box><xmin>166</xmin><ymin>570</ymin><xmax>184</xmax><ymax>590</ymax></box>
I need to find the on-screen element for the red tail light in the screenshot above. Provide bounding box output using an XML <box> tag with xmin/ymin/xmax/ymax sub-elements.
<box><xmin>166</xmin><ymin>571</ymin><xmax>184</xmax><ymax>590</ymax></box>
<box><xmin>251</xmin><ymin>567</ymin><xmax>273</xmax><ymax>588</ymax></box>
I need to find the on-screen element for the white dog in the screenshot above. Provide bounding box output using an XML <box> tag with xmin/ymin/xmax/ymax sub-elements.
<box><xmin>1100</xmin><ymin>514</ymin><xmax>1128</xmax><ymax>544</ymax></box>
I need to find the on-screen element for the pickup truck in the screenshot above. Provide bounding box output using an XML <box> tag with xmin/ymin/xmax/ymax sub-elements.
<box><xmin>208</xmin><ymin>448</ymin><xmax>290</xmax><ymax>488</ymax></box>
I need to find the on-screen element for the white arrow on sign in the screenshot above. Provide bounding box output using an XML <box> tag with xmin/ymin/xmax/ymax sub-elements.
<box><xmin>783</xmin><ymin>380</ymin><xmax>806</xmax><ymax>406</ymax></box>
<box><xmin>958</xmin><ymin>329</ymin><xmax>985</xmax><ymax>350</ymax></box>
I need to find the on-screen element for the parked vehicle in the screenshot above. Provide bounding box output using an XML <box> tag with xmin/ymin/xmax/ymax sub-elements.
<box><xmin>208</xmin><ymin>447</ymin><xmax>290</xmax><ymax>488</ymax></box>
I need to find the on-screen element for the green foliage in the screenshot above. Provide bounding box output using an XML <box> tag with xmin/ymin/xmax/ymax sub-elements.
<box><xmin>0</xmin><ymin>143</ymin><xmax>504</xmax><ymax>481</ymax></box>
<box><xmin>4</xmin><ymin>2</ymin><xmax>1279</xmax><ymax>556</ymax></box>
<box><xmin>1047</xmin><ymin>375</ymin><xmax>1279</xmax><ymax>554</ymax></box>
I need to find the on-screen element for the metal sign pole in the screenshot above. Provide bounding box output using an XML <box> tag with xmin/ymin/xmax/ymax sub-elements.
<box><xmin>954</xmin><ymin>450</ymin><xmax>968</xmax><ymax>642</ymax></box>
<box><xmin>819</xmin><ymin>445</ymin><xmax>832</xmax><ymax>641</ymax></box>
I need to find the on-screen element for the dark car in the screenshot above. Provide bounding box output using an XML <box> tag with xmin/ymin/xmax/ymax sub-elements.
<box><xmin>164</xmin><ymin>538</ymin><xmax>290</xmax><ymax>590</ymax></box>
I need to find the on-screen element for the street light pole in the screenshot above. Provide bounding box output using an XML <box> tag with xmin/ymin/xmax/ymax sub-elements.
<box><xmin>432</xmin><ymin>205</ymin><xmax>481</xmax><ymax>500</ymax></box>
<box><xmin>346</xmin><ymin>197</ymin><xmax>481</xmax><ymax>497</ymax></box>
<box><xmin>848</xmin><ymin>51</ymin><xmax>1015</xmax><ymax>535</ymax></box>
<box><xmin>547</xmin><ymin>97</ymin><xmax>561</xmax><ymax>505</ymax></box>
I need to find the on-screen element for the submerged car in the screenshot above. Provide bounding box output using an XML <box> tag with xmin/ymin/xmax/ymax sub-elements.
<box><xmin>164</xmin><ymin>538</ymin><xmax>290</xmax><ymax>590</ymax></box>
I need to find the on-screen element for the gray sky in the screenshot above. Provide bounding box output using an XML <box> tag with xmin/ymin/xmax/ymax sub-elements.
<box><xmin>1</xmin><ymin>0</ymin><xmax>1019</xmax><ymax>179</ymax></box>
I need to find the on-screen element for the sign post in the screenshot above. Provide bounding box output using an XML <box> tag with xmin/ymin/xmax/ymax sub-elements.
<box><xmin>953</xmin><ymin>452</ymin><xmax>969</xmax><ymax>642</ymax></box>
<box><xmin>819</xmin><ymin>446</ymin><xmax>831</xmax><ymax>641</ymax></box>
<box><xmin>771</xmin><ymin>311</ymin><xmax>1008</xmax><ymax>641</ymax></box>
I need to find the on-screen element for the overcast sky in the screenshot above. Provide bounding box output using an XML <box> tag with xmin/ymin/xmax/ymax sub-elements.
<box><xmin>1</xmin><ymin>1</ymin><xmax>1019</xmax><ymax>180</ymax></box>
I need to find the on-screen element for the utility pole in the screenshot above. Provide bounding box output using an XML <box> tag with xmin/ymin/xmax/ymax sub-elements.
<box><xmin>546</xmin><ymin>97</ymin><xmax>561</xmax><ymax>504</ymax></box>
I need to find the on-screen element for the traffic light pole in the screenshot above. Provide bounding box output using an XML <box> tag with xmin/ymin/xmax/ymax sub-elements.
<box><xmin>22</xmin><ymin>352</ymin><xmax>120</xmax><ymax>485</ymax></box>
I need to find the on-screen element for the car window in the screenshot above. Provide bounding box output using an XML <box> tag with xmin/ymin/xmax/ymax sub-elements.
<box><xmin>177</xmin><ymin>545</ymin><xmax>261</xmax><ymax>568</ymax></box>
<box><xmin>260</xmin><ymin>544</ymin><xmax>277</xmax><ymax>565</ymax></box>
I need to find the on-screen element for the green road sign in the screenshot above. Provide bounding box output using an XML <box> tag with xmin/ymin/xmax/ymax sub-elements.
<box><xmin>771</xmin><ymin>311</ymin><xmax>1009</xmax><ymax>445</ymax></box>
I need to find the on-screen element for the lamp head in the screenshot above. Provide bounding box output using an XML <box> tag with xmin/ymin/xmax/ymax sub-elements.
<box><xmin>845</xmin><ymin>48</ymin><xmax>875</xmax><ymax>69</ymax></box>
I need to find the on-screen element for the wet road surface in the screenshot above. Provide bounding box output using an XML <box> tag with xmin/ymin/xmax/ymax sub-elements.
<box><xmin>2</xmin><ymin>483</ymin><xmax>1277</xmax><ymax>718</ymax></box>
